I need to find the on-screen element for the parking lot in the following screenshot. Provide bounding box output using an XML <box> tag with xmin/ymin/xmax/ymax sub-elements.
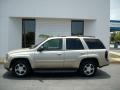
<box><xmin>0</xmin><ymin>64</ymin><xmax>120</xmax><ymax>90</ymax></box>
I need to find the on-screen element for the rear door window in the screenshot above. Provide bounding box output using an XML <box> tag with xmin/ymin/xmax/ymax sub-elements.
<box><xmin>66</xmin><ymin>38</ymin><xmax>84</xmax><ymax>50</ymax></box>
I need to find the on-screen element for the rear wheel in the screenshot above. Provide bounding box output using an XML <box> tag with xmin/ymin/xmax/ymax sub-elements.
<box><xmin>79</xmin><ymin>60</ymin><xmax>97</xmax><ymax>77</ymax></box>
<box><xmin>12</xmin><ymin>60</ymin><xmax>31</xmax><ymax>77</ymax></box>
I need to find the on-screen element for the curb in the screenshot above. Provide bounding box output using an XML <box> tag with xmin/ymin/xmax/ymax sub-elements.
<box><xmin>109</xmin><ymin>58</ymin><xmax>120</xmax><ymax>64</ymax></box>
<box><xmin>109</xmin><ymin>51</ymin><xmax>120</xmax><ymax>56</ymax></box>
<box><xmin>0</xmin><ymin>59</ymin><xmax>4</xmax><ymax>64</ymax></box>
<box><xmin>110</xmin><ymin>61</ymin><xmax>120</xmax><ymax>64</ymax></box>
<box><xmin>0</xmin><ymin>61</ymin><xmax>4</xmax><ymax>64</ymax></box>
<box><xmin>0</xmin><ymin>62</ymin><xmax>4</xmax><ymax>64</ymax></box>
<box><xmin>109</xmin><ymin>51</ymin><xmax>120</xmax><ymax>64</ymax></box>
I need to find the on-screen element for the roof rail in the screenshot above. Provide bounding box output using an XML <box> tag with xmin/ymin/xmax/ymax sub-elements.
<box><xmin>81</xmin><ymin>36</ymin><xmax>95</xmax><ymax>37</ymax></box>
<box><xmin>50</xmin><ymin>35</ymin><xmax>95</xmax><ymax>37</ymax></box>
<box><xmin>68</xmin><ymin>35</ymin><xmax>95</xmax><ymax>37</ymax></box>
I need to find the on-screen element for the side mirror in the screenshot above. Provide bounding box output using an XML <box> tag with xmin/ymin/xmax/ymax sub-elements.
<box><xmin>37</xmin><ymin>46</ymin><xmax>44</xmax><ymax>52</ymax></box>
<box><xmin>31</xmin><ymin>44</ymin><xmax>34</xmax><ymax>48</ymax></box>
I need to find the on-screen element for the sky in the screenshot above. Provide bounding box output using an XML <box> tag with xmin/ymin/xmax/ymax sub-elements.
<box><xmin>110</xmin><ymin>0</ymin><xmax>120</xmax><ymax>20</ymax></box>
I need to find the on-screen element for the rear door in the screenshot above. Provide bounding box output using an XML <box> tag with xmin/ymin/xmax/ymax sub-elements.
<box><xmin>64</xmin><ymin>38</ymin><xmax>87</xmax><ymax>68</ymax></box>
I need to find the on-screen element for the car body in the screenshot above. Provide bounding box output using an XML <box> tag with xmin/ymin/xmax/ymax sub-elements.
<box><xmin>4</xmin><ymin>36</ymin><xmax>109</xmax><ymax>77</ymax></box>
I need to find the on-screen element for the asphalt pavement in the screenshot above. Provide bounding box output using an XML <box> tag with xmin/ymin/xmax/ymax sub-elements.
<box><xmin>0</xmin><ymin>64</ymin><xmax>120</xmax><ymax>90</ymax></box>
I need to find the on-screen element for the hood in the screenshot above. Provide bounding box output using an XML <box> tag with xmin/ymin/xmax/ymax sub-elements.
<box><xmin>8</xmin><ymin>48</ymin><xmax>31</xmax><ymax>55</ymax></box>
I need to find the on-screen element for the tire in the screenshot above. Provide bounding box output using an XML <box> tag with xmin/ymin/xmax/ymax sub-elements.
<box><xmin>12</xmin><ymin>60</ymin><xmax>31</xmax><ymax>77</ymax></box>
<box><xmin>79</xmin><ymin>60</ymin><xmax>97</xmax><ymax>77</ymax></box>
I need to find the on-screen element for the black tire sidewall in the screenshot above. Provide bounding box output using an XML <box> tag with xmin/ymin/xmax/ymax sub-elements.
<box><xmin>12</xmin><ymin>60</ymin><xmax>30</xmax><ymax>77</ymax></box>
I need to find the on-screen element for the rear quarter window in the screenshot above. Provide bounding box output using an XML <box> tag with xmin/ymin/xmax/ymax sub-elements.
<box><xmin>84</xmin><ymin>39</ymin><xmax>105</xmax><ymax>49</ymax></box>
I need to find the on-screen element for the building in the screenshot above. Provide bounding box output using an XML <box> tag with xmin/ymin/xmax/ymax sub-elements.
<box><xmin>110</xmin><ymin>20</ymin><xmax>120</xmax><ymax>32</ymax></box>
<box><xmin>0</xmin><ymin>0</ymin><xmax>110</xmax><ymax>58</ymax></box>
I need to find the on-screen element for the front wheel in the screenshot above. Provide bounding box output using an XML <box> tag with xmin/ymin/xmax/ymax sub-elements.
<box><xmin>79</xmin><ymin>61</ymin><xmax>97</xmax><ymax>77</ymax></box>
<box><xmin>12</xmin><ymin>60</ymin><xmax>31</xmax><ymax>77</ymax></box>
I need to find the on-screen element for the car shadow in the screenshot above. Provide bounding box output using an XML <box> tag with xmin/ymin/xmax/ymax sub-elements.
<box><xmin>3</xmin><ymin>69</ymin><xmax>111</xmax><ymax>82</ymax></box>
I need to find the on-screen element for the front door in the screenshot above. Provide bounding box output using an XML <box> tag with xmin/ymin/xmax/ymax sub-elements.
<box><xmin>35</xmin><ymin>38</ymin><xmax>64</xmax><ymax>68</ymax></box>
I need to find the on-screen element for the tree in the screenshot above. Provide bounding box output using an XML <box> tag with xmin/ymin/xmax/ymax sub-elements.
<box><xmin>110</xmin><ymin>32</ymin><xmax>115</xmax><ymax>42</ymax></box>
<box><xmin>114</xmin><ymin>32</ymin><xmax>120</xmax><ymax>42</ymax></box>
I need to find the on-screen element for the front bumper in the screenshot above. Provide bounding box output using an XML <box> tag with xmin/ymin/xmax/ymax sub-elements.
<box><xmin>4</xmin><ymin>59</ymin><xmax>10</xmax><ymax>71</ymax></box>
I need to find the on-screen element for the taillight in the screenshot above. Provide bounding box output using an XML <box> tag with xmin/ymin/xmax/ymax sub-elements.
<box><xmin>105</xmin><ymin>50</ymin><xmax>108</xmax><ymax>60</ymax></box>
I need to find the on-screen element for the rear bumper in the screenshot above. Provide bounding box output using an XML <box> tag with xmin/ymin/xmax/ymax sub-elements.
<box><xmin>99</xmin><ymin>59</ymin><xmax>110</xmax><ymax>68</ymax></box>
<box><xmin>99</xmin><ymin>63</ymin><xmax>109</xmax><ymax>68</ymax></box>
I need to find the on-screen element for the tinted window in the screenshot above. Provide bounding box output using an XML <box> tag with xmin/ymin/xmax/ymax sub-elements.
<box><xmin>42</xmin><ymin>39</ymin><xmax>62</xmax><ymax>50</ymax></box>
<box><xmin>66</xmin><ymin>38</ymin><xmax>84</xmax><ymax>50</ymax></box>
<box><xmin>71</xmin><ymin>20</ymin><xmax>84</xmax><ymax>36</ymax></box>
<box><xmin>84</xmin><ymin>39</ymin><xmax>105</xmax><ymax>49</ymax></box>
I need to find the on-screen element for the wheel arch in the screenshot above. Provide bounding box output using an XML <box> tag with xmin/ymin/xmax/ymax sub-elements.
<box><xmin>80</xmin><ymin>57</ymin><xmax>99</xmax><ymax>67</ymax></box>
<box><xmin>10</xmin><ymin>58</ymin><xmax>32</xmax><ymax>69</ymax></box>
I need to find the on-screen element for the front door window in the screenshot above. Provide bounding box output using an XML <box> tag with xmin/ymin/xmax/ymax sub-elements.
<box><xmin>41</xmin><ymin>39</ymin><xmax>62</xmax><ymax>50</ymax></box>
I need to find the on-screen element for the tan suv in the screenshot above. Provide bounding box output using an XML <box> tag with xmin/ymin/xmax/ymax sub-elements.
<box><xmin>4</xmin><ymin>36</ymin><xmax>109</xmax><ymax>77</ymax></box>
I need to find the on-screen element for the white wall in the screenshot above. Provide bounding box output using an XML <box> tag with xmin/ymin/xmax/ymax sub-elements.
<box><xmin>83</xmin><ymin>0</ymin><xmax>110</xmax><ymax>49</ymax></box>
<box><xmin>84</xmin><ymin>20</ymin><xmax>96</xmax><ymax>36</ymax></box>
<box><xmin>8</xmin><ymin>18</ymin><xmax>22</xmax><ymax>51</ymax></box>
<box><xmin>36</xmin><ymin>19</ymin><xmax>71</xmax><ymax>44</ymax></box>
<box><xmin>0</xmin><ymin>17</ymin><xmax>22</xmax><ymax>57</ymax></box>
<box><xmin>0</xmin><ymin>0</ymin><xmax>109</xmax><ymax>20</ymax></box>
<box><xmin>84</xmin><ymin>19</ymin><xmax>110</xmax><ymax>49</ymax></box>
<box><xmin>0</xmin><ymin>16</ymin><xmax>9</xmax><ymax>57</ymax></box>
<box><xmin>0</xmin><ymin>0</ymin><xmax>110</xmax><ymax>57</ymax></box>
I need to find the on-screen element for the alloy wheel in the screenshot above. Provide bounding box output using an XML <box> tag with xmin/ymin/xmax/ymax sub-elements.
<box><xmin>15</xmin><ymin>63</ymin><xmax>27</xmax><ymax>76</ymax></box>
<box><xmin>83</xmin><ymin>63</ymin><xmax>95</xmax><ymax>76</ymax></box>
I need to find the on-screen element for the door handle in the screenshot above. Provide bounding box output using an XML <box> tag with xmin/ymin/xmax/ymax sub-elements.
<box><xmin>57</xmin><ymin>53</ymin><xmax>62</xmax><ymax>55</ymax></box>
<box><xmin>80</xmin><ymin>53</ymin><xmax>86</xmax><ymax>55</ymax></box>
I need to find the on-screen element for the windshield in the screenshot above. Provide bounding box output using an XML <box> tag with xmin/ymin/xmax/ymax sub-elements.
<box><xmin>30</xmin><ymin>39</ymin><xmax>46</xmax><ymax>49</ymax></box>
<box><xmin>30</xmin><ymin>42</ymin><xmax>41</xmax><ymax>49</ymax></box>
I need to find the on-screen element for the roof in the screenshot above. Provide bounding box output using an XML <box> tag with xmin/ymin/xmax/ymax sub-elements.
<box><xmin>48</xmin><ymin>36</ymin><xmax>96</xmax><ymax>39</ymax></box>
